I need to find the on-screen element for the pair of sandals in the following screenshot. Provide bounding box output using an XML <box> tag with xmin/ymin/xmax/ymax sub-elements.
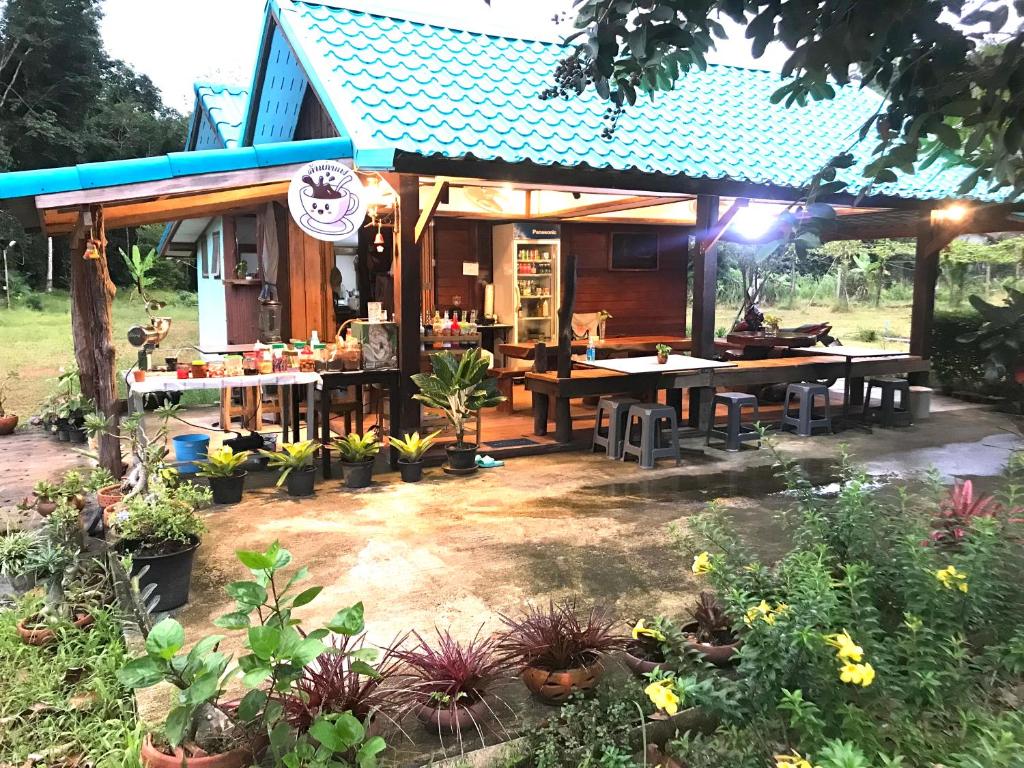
<box><xmin>475</xmin><ymin>455</ymin><xmax>504</xmax><ymax>469</ymax></box>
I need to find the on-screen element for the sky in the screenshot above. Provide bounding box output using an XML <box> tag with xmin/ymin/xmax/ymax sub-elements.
<box><xmin>100</xmin><ymin>0</ymin><xmax>787</xmax><ymax>113</ymax></box>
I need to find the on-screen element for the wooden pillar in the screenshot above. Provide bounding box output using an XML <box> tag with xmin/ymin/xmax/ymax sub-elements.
<box><xmin>394</xmin><ymin>174</ymin><xmax>422</xmax><ymax>431</ymax></box>
<box><xmin>70</xmin><ymin>206</ymin><xmax>123</xmax><ymax>476</ymax></box>
<box><xmin>909</xmin><ymin>216</ymin><xmax>943</xmax><ymax>384</ymax></box>
<box><xmin>284</xmin><ymin>217</ymin><xmax>334</xmax><ymax>341</ymax></box>
<box><xmin>689</xmin><ymin>194</ymin><xmax>719</xmax><ymax>426</ymax></box>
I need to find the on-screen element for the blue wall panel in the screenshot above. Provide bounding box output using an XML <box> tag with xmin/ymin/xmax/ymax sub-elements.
<box><xmin>252</xmin><ymin>25</ymin><xmax>307</xmax><ymax>145</ymax></box>
<box><xmin>195</xmin><ymin>112</ymin><xmax>225</xmax><ymax>151</ymax></box>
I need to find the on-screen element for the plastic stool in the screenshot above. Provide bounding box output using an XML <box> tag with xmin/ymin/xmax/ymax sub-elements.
<box><xmin>865</xmin><ymin>377</ymin><xmax>912</xmax><ymax>427</ymax></box>
<box><xmin>622</xmin><ymin>404</ymin><xmax>681</xmax><ymax>469</ymax></box>
<box><xmin>909</xmin><ymin>385</ymin><xmax>932</xmax><ymax>421</ymax></box>
<box><xmin>706</xmin><ymin>392</ymin><xmax>761</xmax><ymax>451</ymax></box>
<box><xmin>592</xmin><ymin>396</ymin><xmax>640</xmax><ymax>459</ymax></box>
<box><xmin>780</xmin><ymin>383</ymin><xmax>832</xmax><ymax>437</ymax></box>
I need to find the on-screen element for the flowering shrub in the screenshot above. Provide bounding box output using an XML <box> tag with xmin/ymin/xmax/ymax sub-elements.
<box><xmin>666</xmin><ymin>442</ymin><xmax>1024</xmax><ymax>768</ymax></box>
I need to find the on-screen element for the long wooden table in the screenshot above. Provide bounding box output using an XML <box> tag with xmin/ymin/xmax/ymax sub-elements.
<box><xmin>524</xmin><ymin>354</ymin><xmax>930</xmax><ymax>443</ymax></box>
<box><xmin>500</xmin><ymin>335</ymin><xmax>691</xmax><ymax>361</ymax></box>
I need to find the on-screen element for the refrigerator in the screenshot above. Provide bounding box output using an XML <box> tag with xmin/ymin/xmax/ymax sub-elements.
<box><xmin>492</xmin><ymin>222</ymin><xmax>561</xmax><ymax>346</ymax></box>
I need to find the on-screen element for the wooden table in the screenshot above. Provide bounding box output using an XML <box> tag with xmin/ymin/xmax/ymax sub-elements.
<box><xmin>318</xmin><ymin>368</ymin><xmax>401</xmax><ymax>478</ymax></box>
<box><xmin>500</xmin><ymin>335</ymin><xmax>691</xmax><ymax>361</ymax></box>
<box><xmin>580</xmin><ymin>354</ymin><xmax>734</xmax><ymax>375</ymax></box>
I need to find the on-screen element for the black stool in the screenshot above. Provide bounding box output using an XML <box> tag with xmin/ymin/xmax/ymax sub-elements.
<box><xmin>864</xmin><ymin>377</ymin><xmax>912</xmax><ymax>427</ymax></box>
<box><xmin>706</xmin><ymin>392</ymin><xmax>761</xmax><ymax>451</ymax></box>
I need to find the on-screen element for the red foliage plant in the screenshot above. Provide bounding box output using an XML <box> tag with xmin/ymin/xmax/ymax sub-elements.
<box><xmin>929</xmin><ymin>480</ymin><xmax>1003</xmax><ymax>548</ymax></box>
<box><xmin>497</xmin><ymin>599</ymin><xmax>626</xmax><ymax>671</ymax></box>
<box><xmin>390</xmin><ymin>628</ymin><xmax>509</xmax><ymax>709</ymax></box>
<box><xmin>280</xmin><ymin>632</ymin><xmax>404</xmax><ymax>731</ymax></box>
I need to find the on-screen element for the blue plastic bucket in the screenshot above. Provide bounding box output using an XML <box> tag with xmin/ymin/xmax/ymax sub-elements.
<box><xmin>172</xmin><ymin>434</ymin><xmax>210</xmax><ymax>475</ymax></box>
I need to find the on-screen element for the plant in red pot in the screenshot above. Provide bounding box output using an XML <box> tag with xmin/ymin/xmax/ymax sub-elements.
<box><xmin>33</xmin><ymin>480</ymin><xmax>61</xmax><ymax>517</ymax></box>
<box><xmin>391</xmin><ymin>629</ymin><xmax>509</xmax><ymax>736</ymax></box>
<box><xmin>85</xmin><ymin>465</ymin><xmax>123</xmax><ymax>510</ymax></box>
<box><xmin>0</xmin><ymin>371</ymin><xmax>19</xmax><ymax>435</ymax></box>
<box><xmin>118</xmin><ymin>542</ymin><xmax>386</xmax><ymax>768</ymax></box>
<box><xmin>498</xmin><ymin>599</ymin><xmax>626</xmax><ymax>704</ymax></box>
<box><xmin>623</xmin><ymin>615</ymin><xmax>683</xmax><ymax>676</ymax></box>
<box><xmin>681</xmin><ymin>592</ymin><xmax>741</xmax><ymax>667</ymax></box>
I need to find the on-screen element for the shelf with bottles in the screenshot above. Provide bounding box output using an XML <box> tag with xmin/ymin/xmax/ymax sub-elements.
<box><xmin>516</xmin><ymin>246</ymin><xmax>555</xmax><ymax>262</ymax></box>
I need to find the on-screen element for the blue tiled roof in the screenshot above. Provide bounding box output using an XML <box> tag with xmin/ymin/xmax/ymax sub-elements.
<box><xmin>272</xmin><ymin>0</ymin><xmax>1000</xmax><ymax>202</ymax></box>
<box><xmin>194</xmin><ymin>83</ymin><xmax>249</xmax><ymax>149</ymax></box>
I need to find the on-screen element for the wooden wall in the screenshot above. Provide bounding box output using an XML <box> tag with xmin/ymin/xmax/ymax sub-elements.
<box><xmin>281</xmin><ymin>212</ymin><xmax>335</xmax><ymax>341</ymax></box>
<box><xmin>562</xmin><ymin>223</ymin><xmax>690</xmax><ymax>337</ymax></box>
<box><xmin>432</xmin><ymin>219</ymin><xmax>689</xmax><ymax>335</ymax></box>
<box><xmin>433</xmin><ymin>219</ymin><xmax>493</xmax><ymax>313</ymax></box>
<box><xmin>221</xmin><ymin>216</ymin><xmax>262</xmax><ymax>344</ymax></box>
<box><xmin>294</xmin><ymin>89</ymin><xmax>339</xmax><ymax>141</ymax></box>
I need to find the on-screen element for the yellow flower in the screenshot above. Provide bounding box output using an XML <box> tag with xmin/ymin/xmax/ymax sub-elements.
<box><xmin>935</xmin><ymin>565</ymin><xmax>968</xmax><ymax>593</ymax></box>
<box><xmin>692</xmin><ymin>551</ymin><xmax>713</xmax><ymax>575</ymax></box>
<box><xmin>839</xmin><ymin>662</ymin><xmax>876</xmax><ymax>687</ymax></box>
<box><xmin>774</xmin><ymin>752</ymin><xmax>815</xmax><ymax>768</ymax></box>
<box><xmin>644</xmin><ymin>678</ymin><xmax>680</xmax><ymax>715</ymax></box>
<box><xmin>824</xmin><ymin>630</ymin><xmax>864</xmax><ymax>663</ymax></box>
<box><xmin>745</xmin><ymin>599</ymin><xmax>786</xmax><ymax>626</ymax></box>
<box><xmin>632</xmin><ymin>619</ymin><xmax>666</xmax><ymax>643</ymax></box>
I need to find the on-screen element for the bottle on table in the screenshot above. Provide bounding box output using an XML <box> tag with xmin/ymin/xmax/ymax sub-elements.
<box><xmin>586</xmin><ymin>336</ymin><xmax>597</xmax><ymax>362</ymax></box>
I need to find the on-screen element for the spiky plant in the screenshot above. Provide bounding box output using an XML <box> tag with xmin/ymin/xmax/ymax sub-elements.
<box><xmin>689</xmin><ymin>591</ymin><xmax>734</xmax><ymax>645</ymax></box>
<box><xmin>259</xmin><ymin>440</ymin><xmax>319</xmax><ymax>486</ymax></box>
<box><xmin>498</xmin><ymin>599</ymin><xmax>626</xmax><ymax>671</ymax></box>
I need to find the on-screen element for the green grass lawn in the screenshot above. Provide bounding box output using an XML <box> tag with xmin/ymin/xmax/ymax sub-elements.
<box><xmin>716</xmin><ymin>300</ymin><xmax>914</xmax><ymax>348</ymax></box>
<box><xmin>0</xmin><ymin>291</ymin><xmax>200</xmax><ymax>419</ymax></box>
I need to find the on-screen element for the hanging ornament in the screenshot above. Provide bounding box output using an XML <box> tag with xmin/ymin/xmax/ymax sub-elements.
<box><xmin>83</xmin><ymin>239</ymin><xmax>102</xmax><ymax>260</ymax></box>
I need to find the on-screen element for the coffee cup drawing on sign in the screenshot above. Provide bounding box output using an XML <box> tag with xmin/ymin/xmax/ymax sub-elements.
<box><xmin>298</xmin><ymin>169</ymin><xmax>360</xmax><ymax>236</ymax></box>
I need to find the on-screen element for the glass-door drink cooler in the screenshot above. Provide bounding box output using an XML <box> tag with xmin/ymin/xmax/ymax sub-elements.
<box><xmin>492</xmin><ymin>223</ymin><xmax>561</xmax><ymax>345</ymax></box>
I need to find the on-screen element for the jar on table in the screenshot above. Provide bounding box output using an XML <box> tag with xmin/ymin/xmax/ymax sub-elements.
<box><xmin>243</xmin><ymin>354</ymin><xmax>259</xmax><ymax>376</ymax></box>
<box><xmin>259</xmin><ymin>350</ymin><xmax>273</xmax><ymax>375</ymax></box>
<box><xmin>271</xmin><ymin>343</ymin><xmax>287</xmax><ymax>373</ymax></box>
<box><xmin>191</xmin><ymin>360</ymin><xmax>208</xmax><ymax>379</ymax></box>
<box><xmin>225</xmin><ymin>355</ymin><xmax>244</xmax><ymax>377</ymax></box>
<box><xmin>207</xmin><ymin>360</ymin><xmax>225</xmax><ymax>378</ymax></box>
<box><xmin>176</xmin><ymin>362</ymin><xmax>191</xmax><ymax>380</ymax></box>
<box><xmin>283</xmin><ymin>349</ymin><xmax>299</xmax><ymax>372</ymax></box>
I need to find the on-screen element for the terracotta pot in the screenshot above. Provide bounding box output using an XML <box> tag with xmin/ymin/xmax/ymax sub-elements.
<box><xmin>681</xmin><ymin>621</ymin><xmax>741</xmax><ymax>667</ymax></box>
<box><xmin>656</xmin><ymin>354</ymin><xmax>669</xmax><ymax>364</ymax></box>
<box><xmin>17</xmin><ymin>611</ymin><xmax>94</xmax><ymax>647</ymax></box>
<box><xmin>96</xmin><ymin>483</ymin><xmax>124</xmax><ymax>510</ymax></box>
<box><xmin>133</xmin><ymin>369</ymin><xmax>147</xmax><ymax>383</ymax></box>
<box><xmin>0</xmin><ymin>414</ymin><xmax>18</xmax><ymax>435</ymax></box>
<box><xmin>415</xmin><ymin>697</ymin><xmax>490</xmax><ymax>732</ymax></box>
<box><xmin>622</xmin><ymin>641</ymin><xmax>666</xmax><ymax>676</ymax></box>
<box><xmin>521</xmin><ymin>657</ymin><xmax>605</xmax><ymax>704</ymax></box>
<box><xmin>140</xmin><ymin>733</ymin><xmax>251</xmax><ymax>768</ymax></box>
<box><xmin>36</xmin><ymin>499</ymin><xmax>58</xmax><ymax>517</ymax></box>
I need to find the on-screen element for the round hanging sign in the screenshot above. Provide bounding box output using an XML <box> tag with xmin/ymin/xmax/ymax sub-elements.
<box><xmin>287</xmin><ymin>160</ymin><xmax>367</xmax><ymax>242</ymax></box>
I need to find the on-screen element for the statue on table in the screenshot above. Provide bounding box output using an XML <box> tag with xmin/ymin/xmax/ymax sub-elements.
<box><xmin>744</xmin><ymin>303</ymin><xmax>765</xmax><ymax>333</ymax></box>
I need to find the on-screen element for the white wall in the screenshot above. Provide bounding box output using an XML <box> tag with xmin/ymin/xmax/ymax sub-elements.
<box><xmin>196</xmin><ymin>218</ymin><xmax>228</xmax><ymax>353</ymax></box>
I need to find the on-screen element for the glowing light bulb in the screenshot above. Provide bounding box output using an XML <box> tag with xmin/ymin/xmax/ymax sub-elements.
<box><xmin>731</xmin><ymin>207</ymin><xmax>778</xmax><ymax>240</ymax></box>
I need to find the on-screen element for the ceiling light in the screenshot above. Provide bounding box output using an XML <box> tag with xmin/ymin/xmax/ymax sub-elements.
<box><xmin>731</xmin><ymin>206</ymin><xmax>778</xmax><ymax>240</ymax></box>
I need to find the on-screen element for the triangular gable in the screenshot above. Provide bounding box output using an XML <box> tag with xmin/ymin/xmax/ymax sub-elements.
<box><xmin>185</xmin><ymin>83</ymin><xmax>249</xmax><ymax>151</ymax></box>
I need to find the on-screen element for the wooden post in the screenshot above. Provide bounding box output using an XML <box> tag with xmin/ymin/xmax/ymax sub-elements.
<box><xmin>70</xmin><ymin>205</ymin><xmax>123</xmax><ymax>476</ymax></box>
<box><xmin>909</xmin><ymin>215</ymin><xmax>945</xmax><ymax>385</ymax></box>
<box><xmin>554</xmin><ymin>254</ymin><xmax>578</xmax><ymax>443</ymax></box>
<box><xmin>395</xmin><ymin>174</ymin><xmax>422</xmax><ymax>431</ymax></box>
<box><xmin>689</xmin><ymin>194</ymin><xmax>719</xmax><ymax>426</ymax></box>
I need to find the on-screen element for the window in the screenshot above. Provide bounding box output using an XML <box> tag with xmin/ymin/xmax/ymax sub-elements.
<box><xmin>199</xmin><ymin>239</ymin><xmax>208</xmax><ymax>278</ymax></box>
<box><xmin>609</xmin><ymin>232</ymin><xmax>659</xmax><ymax>271</ymax></box>
<box><xmin>211</xmin><ymin>232</ymin><xmax>222</xmax><ymax>278</ymax></box>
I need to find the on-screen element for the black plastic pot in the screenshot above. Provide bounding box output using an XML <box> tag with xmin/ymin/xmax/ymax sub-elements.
<box><xmin>341</xmin><ymin>460</ymin><xmax>374</xmax><ymax>489</ymax></box>
<box><xmin>209</xmin><ymin>471</ymin><xmax>247</xmax><ymax>504</ymax></box>
<box><xmin>125</xmin><ymin>538</ymin><xmax>199</xmax><ymax>611</ymax></box>
<box><xmin>56</xmin><ymin>419</ymin><xmax>70</xmax><ymax>442</ymax></box>
<box><xmin>398</xmin><ymin>460</ymin><xmax>424</xmax><ymax>483</ymax></box>
<box><xmin>286</xmin><ymin>467</ymin><xmax>316</xmax><ymax>497</ymax></box>
<box><xmin>446</xmin><ymin>443</ymin><xmax>478</xmax><ymax>471</ymax></box>
<box><xmin>68</xmin><ymin>426</ymin><xmax>87</xmax><ymax>444</ymax></box>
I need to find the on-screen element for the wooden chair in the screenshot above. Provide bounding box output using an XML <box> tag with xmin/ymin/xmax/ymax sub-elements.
<box><xmin>220</xmin><ymin>386</ymin><xmax>262</xmax><ymax>432</ymax></box>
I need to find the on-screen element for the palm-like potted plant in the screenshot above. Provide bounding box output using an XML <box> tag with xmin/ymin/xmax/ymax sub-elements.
<box><xmin>392</xmin><ymin>629</ymin><xmax>509</xmax><ymax>734</ymax></box>
<box><xmin>498</xmin><ymin>599</ymin><xmax>626</xmax><ymax>704</ymax></box>
<box><xmin>33</xmin><ymin>480</ymin><xmax>61</xmax><ymax>517</ymax></box>
<box><xmin>260</xmin><ymin>439</ymin><xmax>319</xmax><ymax>497</ymax></box>
<box><xmin>196</xmin><ymin>446</ymin><xmax>250</xmax><ymax>504</ymax></box>
<box><xmin>388</xmin><ymin>430</ymin><xmax>440</xmax><ymax>483</ymax></box>
<box><xmin>411</xmin><ymin>349</ymin><xmax>505</xmax><ymax>473</ymax></box>
<box><xmin>333</xmin><ymin>432</ymin><xmax>380</xmax><ymax>489</ymax></box>
<box><xmin>86</xmin><ymin>465</ymin><xmax>123</xmax><ymax>510</ymax></box>
<box><xmin>0</xmin><ymin>529</ymin><xmax>40</xmax><ymax>595</ymax></box>
<box><xmin>0</xmin><ymin>371</ymin><xmax>19</xmax><ymax>435</ymax></box>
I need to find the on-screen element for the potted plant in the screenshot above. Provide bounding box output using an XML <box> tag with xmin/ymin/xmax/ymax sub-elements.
<box><xmin>118</xmin><ymin>542</ymin><xmax>385</xmax><ymax>768</ymax></box>
<box><xmin>655</xmin><ymin>344</ymin><xmax>672</xmax><ymax>364</ymax></box>
<box><xmin>196</xmin><ymin>446</ymin><xmax>250</xmax><ymax>504</ymax></box>
<box><xmin>624</xmin><ymin>615</ymin><xmax>681</xmax><ymax>676</ymax></box>
<box><xmin>681</xmin><ymin>591</ymin><xmax>741</xmax><ymax>667</ymax></box>
<box><xmin>58</xmin><ymin>469</ymin><xmax>86</xmax><ymax>510</ymax></box>
<box><xmin>0</xmin><ymin>528</ymin><xmax>39</xmax><ymax>595</ymax></box>
<box><xmin>86</xmin><ymin>466</ymin><xmax>124</xmax><ymax>510</ymax></box>
<box><xmin>764</xmin><ymin>314</ymin><xmax>781</xmax><ymax>335</ymax></box>
<box><xmin>411</xmin><ymin>349</ymin><xmax>505</xmax><ymax>473</ymax></box>
<box><xmin>333</xmin><ymin>432</ymin><xmax>380</xmax><ymax>489</ymax></box>
<box><xmin>0</xmin><ymin>371</ymin><xmax>19</xmax><ymax>435</ymax></box>
<box><xmin>498</xmin><ymin>599</ymin><xmax>626</xmax><ymax>704</ymax></box>
<box><xmin>260</xmin><ymin>439</ymin><xmax>318</xmax><ymax>497</ymax></box>
<box><xmin>113</xmin><ymin>484</ymin><xmax>209</xmax><ymax>611</ymax></box>
<box><xmin>389</xmin><ymin>430</ymin><xmax>440</xmax><ymax>483</ymax></box>
<box><xmin>33</xmin><ymin>480</ymin><xmax>60</xmax><ymax>517</ymax></box>
<box><xmin>392</xmin><ymin>629</ymin><xmax>508</xmax><ymax>733</ymax></box>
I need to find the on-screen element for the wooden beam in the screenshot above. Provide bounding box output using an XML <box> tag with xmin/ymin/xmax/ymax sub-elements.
<box><xmin>97</xmin><ymin>183</ymin><xmax>289</xmax><ymax>230</ymax></box>
<box><xmin>689</xmin><ymin>194</ymin><xmax>720</xmax><ymax>426</ymax></box>
<box><xmin>414</xmin><ymin>178</ymin><xmax>449</xmax><ymax>244</ymax></box>
<box><xmin>700</xmin><ymin>198</ymin><xmax>749</xmax><ymax>251</ymax></box>
<box><xmin>395</xmin><ymin>174</ymin><xmax>422</xmax><ymax>431</ymax></box>
<box><xmin>543</xmin><ymin>195</ymin><xmax>691</xmax><ymax>219</ymax></box>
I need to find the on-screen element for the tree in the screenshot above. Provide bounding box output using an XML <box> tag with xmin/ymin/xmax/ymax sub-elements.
<box><xmin>547</xmin><ymin>0</ymin><xmax>1024</xmax><ymax>201</ymax></box>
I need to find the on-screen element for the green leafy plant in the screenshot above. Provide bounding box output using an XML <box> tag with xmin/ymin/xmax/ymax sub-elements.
<box><xmin>115</xmin><ymin>489</ymin><xmax>207</xmax><ymax>556</ymax></box>
<box><xmin>656</xmin><ymin>343</ymin><xmax>672</xmax><ymax>357</ymax></box>
<box><xmin>388</xmin><ymin>430</ymin><xmax>440</xmax><ymax>463</ymax></box>
<box><xmin>260</xmin><ymin>440</ymin><xmax>319</xmax><ymax>486</ymax></box>
<box><xmin>0</xmin><ymin>529</ymin><xmax>38</xmax><ymax>579</ymax></box>
<box><xmin>957</xmin><ymin>288</ymin><xmax>1024</xmax><ymax>395</ymax></box>
<box><xmin>411</xmin><ymin>349</ymin><xmax>505</xmax><ymax>448</ymax></box>
<box><xmin>33</xmin><ymin>480</ymin><xmax>59</xmax><ymax>502</ymax></box>
<box><xmin>195</xmin><ymin>446</ymin><xmax>250</xmax><ymax>479</ymax></box>
<box><xmin>118</xmin><ymin>542</ymin><xmax>385</xmax><ymax>767</ymax></box>
<box><xmin>333</xmin><ymin>432</ymin><xmax>380</xmax><ymax>464</ymax></box>
<box><xmin>0</xmin><ymin>370</ymin><xmax>18</xmax><ymax>417</ymax></box>
<box><xmin>85</xmin><ymin>466</ymin><xmax>117</xmax><ymax>493</ymax></box>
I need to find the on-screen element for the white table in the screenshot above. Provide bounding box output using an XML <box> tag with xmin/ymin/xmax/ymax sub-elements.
<box><xmin>126</xmin><ymin>371</ymin><xmax>321</xmax><ymax>442</ymax></box>
<box><xmin>797</xmin><ymin>346</ymin><xmax>910</xmax><ymax>430</ymax></box>
<box><xmin>581</xmin><ymin>354</ymin><xmax>736</xmax><ymax>374</ymax></box>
